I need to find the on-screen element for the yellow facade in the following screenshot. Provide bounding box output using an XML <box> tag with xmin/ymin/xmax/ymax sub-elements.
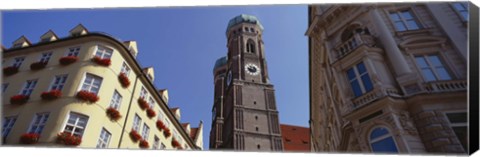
<box><xmin>2</xmin><ymin>26</ymin><xmax>199</xmax><ymax>150</ymax></box>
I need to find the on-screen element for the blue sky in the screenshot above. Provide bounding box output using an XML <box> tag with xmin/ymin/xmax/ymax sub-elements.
<box><xmin>2</xmin><ymin>5</ymin><xmax>309</xmax><ymax>149</ymax></box>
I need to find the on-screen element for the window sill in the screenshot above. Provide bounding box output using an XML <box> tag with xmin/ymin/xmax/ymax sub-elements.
<box><xmin>395</xmin><ymin>28</ymin><xmax>431</xmax><ymax>36</ymax></box>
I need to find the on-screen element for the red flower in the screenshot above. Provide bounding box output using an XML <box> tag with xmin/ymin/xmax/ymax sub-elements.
<box><xmin>20</xmin><ymin>133</ymin><xmax>40</xmax><ymax>144</ymax></box>
<box><xmin>40</xmin><ymin>90</ymin><xmax>62</xmax><ymax>100</ymax></box>
<box><xmin>146</xmin><ymin>108</ymin><xmax>156</xmax><ymax>118</ymax></box>
<box><xmin>129</xmin><ymin>130</ymin><xmax>142</xmax><ymax>142</ymax></box>
<box><xmin>56</xmin><ymin>132</ymin><xmax>82</xmax><ymax>146</ymax></box>
<box><xmin>171</xmin><ymin>138</ymin><xmax>181</xmax><ymax>148</ymax></box>
<box><xmin>156</xmin><ymin>120</ymin><xmax>166</xmax><ymax>131</ymax></box>
<box><xmin>139</xmin><ymin>139</ymin><xmax>149</xmax><ymax>149</ymax></box>
<box><xmin>3</xmin><ymin>66</ymin><xmax>19</xmax><ymax>76</ymax></box>
<box><xmin>59</xmin><ymin>56</ymin><xmax>78</xmax><ymax>65</ymax></box>
<box><xmin>118</xmin><ymin>73</ymin><xmax>130</xmax><ymax>88</ymax></box>
<box><xmin>91</xmin><ymin>56</ymin><xmax>111</xmax><ymax>66</ymax></box>
<box><xmin>76</xmin><ymin>90</ymin><xmax>99</xmax><ymax>103</ymax></box>
<box><xmin>163</xmin><ymin>128</ymin><xmax>171</xmax><ymax>138</ymax></box>
<box><xmin>30</xmin><ymin>61</ymin><xmax>47</xmax><ymax>70</ymax></box>
<box><xmin>137</xmin><ymin>98</ymin><xmax>149</xmax><ymax>110</ymax></box>
<box><xmin>106</xmin><ymin>107</ymin><xmax>122</xmax><ymax>121</ymax></box>
<box><xmin>10</xmin><ymin>94</ymin><xmax>29</xmax><ymax>105</ymax></box>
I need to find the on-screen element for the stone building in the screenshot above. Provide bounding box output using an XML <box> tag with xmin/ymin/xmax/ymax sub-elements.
<box><xmin>2</xmin><ymin>24</ymin><xmax>202</xmax><ymax>149</ymax></box>
<box><xmin>307</xmin><ymin>2</ymin><xmax>468</xmax><ymax>154</ymax></box>
<box><xmin>209</xmin><ymin>14</ymin><xmax>283</xmax><ymax>151</ymax></box>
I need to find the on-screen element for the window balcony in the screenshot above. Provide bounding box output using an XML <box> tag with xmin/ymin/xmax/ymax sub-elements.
<box><xmin>334</xmin><ymin>33</ymin><xmax>376</xmax><ymax>61</ymax></box>
<box><xmin>423</xmin><ymin>80</ymin><xmax>467</xmax><ymax>93</ymax></box>
<box><xmin>342</xmin><ymin>87</ymin><xmax>401</xmax><ymax>115</ymax></box>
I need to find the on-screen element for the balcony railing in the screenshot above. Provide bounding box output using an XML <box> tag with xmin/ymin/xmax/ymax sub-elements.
<box><xmin>334</xmin><ymin>33</ymin><xmax>376</xmax><ymax>60</ymax></box>
<box><xmin>424</xmin><ymin>80</ymin><xmax>467</xmax><ymax>93</ymax></box>
<box><xmin>344</xmin><ymin>87</ymin><xmax>401</xmax><ymax>112</ymax></box>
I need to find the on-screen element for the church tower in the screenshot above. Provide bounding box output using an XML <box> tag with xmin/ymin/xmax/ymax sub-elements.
<box><xmin>210</xmin><ymin>14</ymin><xmax>283</xmax><ymax>151</ymax></box>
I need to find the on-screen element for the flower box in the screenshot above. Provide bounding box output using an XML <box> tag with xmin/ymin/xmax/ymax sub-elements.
<box><xmin>59</xmin><ymin>56</ymin><xmax>78</xmax><ymax>65</ymax></box>
<box><xmin>118</xmin><ymin>73</ymin><xmax>130</xmax><ymax>88</ymax></box>
<box><xmin>156</xmin><ymin>120</ymin><xmax>166</xmax><ymax>131</ymax></box>
<box><xmin>30</xmin><ymin>61</ymin><xmax>47</xmax><ymax>70</ymax></box>
<box><xmin>106</xmin><ymin>107</ymin><xmax>121</xmax><ymax>121</ymax></box>
<box><xmin>146</xmin><ymin>108</ymin><xmax>156</xmax><ymax>118</ymax></box>
<box><xmin>129</xmin><ymin>130</ymin><xmax>142</xmax><ymax>142</ymax></box>
<box><xmin>163</xmin><ymin>128</ymin><xmax>171</xmax><ymax>138</ymax></box>
<box><xmin>41</xmin><ymin>90</ymin><xmax>62</xmax><ymax>100</ymax></box>
<box><xmin>171</xmin><ymin>139</ymin><xmax>181</xmax><ymax>148</ymax></box>
<box><xmin>10</xmin><ymin>94</ymin><xmax>29</xmax><ymax>105</ymax></box>
<box><xmin>139</xmin><ymin>139</ymin><xmax>149</xmax><ymax>149</ymax></box>
<box><xmin>3</xmin><ymin>66</ymin><xmax>19</xmax><ymax>76</ymax></box>
<box><xmin>20</xmin><ymin>133</ymin><xmax>40</xmax><ymax>144</ymax></box>
<box><xmin>56</xmin><ymin>132</ymin><xmax>82</xmax><ymax>146</ymax></box>
<box><xmin>76</xmin><ymin>90</ymin><xmax>99</xmax><ymax>103</ymax></box>
<box><xmin>92</xmin><ymin>56</ymin><xmax>111</xmax><ymax>66</ymax></box>
<box><xmin>137</xmin><ymin>98</ymin><xmax>149</xmax><ymax>110</ymax></box>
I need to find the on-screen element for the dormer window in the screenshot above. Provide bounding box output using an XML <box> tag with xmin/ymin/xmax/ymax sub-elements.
<box><xmin>12</xmin><ymin>43</ymin><xmax>23</xmax><ymax>48</ymax></box>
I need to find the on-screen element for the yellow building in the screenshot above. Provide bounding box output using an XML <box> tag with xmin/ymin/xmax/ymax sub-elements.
<box><xmin>1</xmin><ymin>24</ymin><xmax>202</xmax><ymax>150</ymax></box>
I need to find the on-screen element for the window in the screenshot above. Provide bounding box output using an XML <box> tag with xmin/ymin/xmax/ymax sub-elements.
<box><xmin>13</xmin><ymin>43</ymin><xmax>23</xmax><ymax>48</ymax></box>
<box><xmin>28</xmin><ymin>113</ymin><xmax>50</xmax><ymax>134</ymax></box>
<box><xmin>140</xmin><ymin>87</ymin><xmax>148</xmax><ymax>99</ymax></box>
<box><xmin>452</xmin><ymin>2</ymin><xmax>468</xmax><ymax>21</ymax></box>
<box><xmin>133</xmin><ymin>114</ymin><xmax>142</xmax><ymax>131</ymax></box>
<box><xmin>39</xmin><ymin>52</ymin><xmax>53</xmax><ymax>63</ymax></box>
<box><xmin>95</xmin><ymin>46</ymin><xmax>113</xmax><ymax>59</ymax></box>
<box><xmin>63</xmin><ymin>112</ymin><xmax>89</xmax><ymax>137</ymax></box>
<box><xmin>369</xmin><ymin>127</ymin><xmax>398</xmax><ymax>153</ymax></box>
<box><xmin>157</xmin><ymin>111</ymin><xmax>164</xmax><ymax>121</ymax></box>
<box><xmin>21</xmin><ymin>79</ymin><xmax>38</xmax><ymax>96</ymax></box>
<box><xmin>50</xmin><ymin>75</ymin><xmax>68</xmax><ymax>91</ymax></box>
<box><xmin>415</xmin><ymin>54</ymin><xmax>451</xmax><ymax>82</ymax></box>
<box><xmin>2</xmin><ymin>83</ymin><xmax>8</xmax><ymax>93</ymax></box>
<box><xmin>96</xmin><ymin>128</ymin><xmax>112</xmax><ymax>148</ymax></box>
<box><xmin>2</xmin><ymin>116</ymin><xmax>17</xmax><ymax>137</ymax></box>
<box><xmin>446</xmin><ymin>112</ymin><xmax>467</xmax><ymax>151</ymax></box>
<box><xmin>346</xmin><ymin>62</ymin><xmax>373</xmax><ymax>97</ymax></box>
<box><xmin>148</xmin><ymin>97</ymin><xmax>155</xmax><ymax>109</ymax></box>
<box><xmin>246</xmin><ymin>40</ymin><xmax>256</xmax><ymax>53</ymax></box>
<box><xmin>164</xmin><ymin>119</ymin><xmax>170</xmax><ymax>128</ymax></box>
<box><xmin>389</xmin><ymin>10</ymin><xmax>421</xmax><ymax>31</ymax></box>
<box><xmin>12</xmin><ymin>57</ymin><xmax>25</xmax><ymax>68</ymax></box>
<box><xmin>153</xmin><ymin>136</ymin><xmax>160</xmax><ymax>149</ymax></box>
<box><xmin>160</xmin><ymin>143</ymin><xmax>166</xmax><ymax>149</ymax></box>
<box><xmin>67</xmin><ymin>47</ymin><xmax>81</xmax><ymax>57</ymax></box>
<box><xmin>81</xmin><ymin>74</ymin><xmax>103</xmax><ymax>95</ymax></box>
<box><xmin>120</xmin><ymin>62</ymin><xmax>131</xmax><ymax>76</ymax></box>
<box><xmin>109</xmin><ymin>90</ymin><xmax>123</xmax><ymax>110</ymax></box>
<box><xmin>142</xmin><ymin>123</ymin><xmax>150</xmax><ymax>140</ymax></box>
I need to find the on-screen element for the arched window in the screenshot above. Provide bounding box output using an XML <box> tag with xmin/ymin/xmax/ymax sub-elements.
<box><xmin>246</xmin><ymin>40</ymin><xmax>256</xmax><ymax>53</ymax></box>
<box><xmin>369</xmin><ymin>127</ymin><xmax>398</xmax><ymax>153</ymax></box>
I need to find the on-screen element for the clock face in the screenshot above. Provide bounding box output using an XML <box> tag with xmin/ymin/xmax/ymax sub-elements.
<box><xmin>245</xmin><ymin>63</ymin><xmax>260</xmax><ymax>76</ymax></box>
<box><xmin>227</xmin><ymin>70</ymin><xmax>232</xmax><ymax>86</ymax></box>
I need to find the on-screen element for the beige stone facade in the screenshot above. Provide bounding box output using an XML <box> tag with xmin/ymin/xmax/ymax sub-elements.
<box><xmin>307</xmin><ymin>2</ymin><xmax>468</xmax><ymax>154</ymax></box>
<box><xmin>2</xmin><ymin>24</ymin><xmax>202</xmax><ymax>150</ymax></box>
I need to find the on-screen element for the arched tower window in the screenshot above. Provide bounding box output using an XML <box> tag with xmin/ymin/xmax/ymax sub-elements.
<box><xmin>246</xmin><ymin>39</ymin><xmax>256</xmax><ymax>53</ymax></box>
<box><xmin>369</xmin><ymin>127</ymin><xmax>398</xmax><ymax>153</ymax></box>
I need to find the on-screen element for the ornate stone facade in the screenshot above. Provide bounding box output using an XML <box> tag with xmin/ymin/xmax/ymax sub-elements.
<box><xmin>307</xmin><ymin>3</ymin><xmax>468</xmax><ymax>154</ymax></box>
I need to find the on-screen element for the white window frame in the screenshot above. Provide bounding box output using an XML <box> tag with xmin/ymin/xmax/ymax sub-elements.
<box><xmin>120</xmin><ymin>62</ymin><xmax>131</xmax><ymax>76</ymax></box>
<box><xmin>388</xmin><ymin>9</ymin><xmax>422</xmax><ymax>31</ymax></box>
<box><xmin>62</xmin><ymin>112</ymin><xmax>89</xmax><ymax>137</ymax></box>
<box><xmin>109</xmin><ymin>90</ymin><xmax>123</xmax><ymax>110</ymax></box>
<box><xmin>66</xmin><ymin>47</ymin><xmax>81</xmax><ymax>57</ymax></box>
<box><xmin>140</xmin><ymin>87</ymin><xmax>148</xmax><ymax>99</ymax></box>
<box><xmin>20</xmin><ymin>79</ymin><xmax>38</xmax><ymax>96</ymax></box>
<box><xmin>148</xmin><ymin>96</ymin><xmax>155</xmax><ymax>109</ymax></box>
<box><xmin>132</xmin><ymin>114</ymin><xmax>142</xmax><ymax>131</ymax></box>
<box><xmin>2</xmin><ymin>116</ymin><xmax>17</xmax><ymax>137</ymax></box>
<box><xmin>95</xmin><ymin>45</ymin><xmax>113</xmax><ymax>59</ymax></box>
<box><xmin>12</xmin><ymin>56</ymin><xmax>25</xmax><ymax>68</ymax></box>
<box><xmin>49</xmin><ymin>74</ymin><xmax>68</xmax><ymax>91</ymax></box>
<box><xmin>153</xmin><ymin>136</ymin><xmax>160</xmax><ymax>149</ymax></box>
<box><xmin>96</xmin><ymin>128</ymin><xmax>112</xmax><ymax>148</ymax></box>
<box><xmin>142</xmin><ymin>123</ymin><xmax>150</xmax><ymax>140</ymax></box>
<box><xmin>28</xmin><ymin>112</ymin><xmax>50</xmax><ymax>134</ymax></box>
<box><xmin>39</xmin><ymin>52</ymin><xmax>53</xmax><ymax>63</ymax></box>
<box><xmin>164</xmin><ymin>118</ymin><xmax>170</xmax><ymax>128</ymax></box>
<box><xmin>79</xmin><ymin>73</ymin><xmax>103</xmax><ymax>95</ymax></box>
<box><xmin>157</xmin><ymin>111</ymin><xmax>164</xmax><ymax>121</ymax></box>
<box><xmin>414</xmin><ymin>54</ymin><xmax>452</xmax><ymax>82</ymax></box>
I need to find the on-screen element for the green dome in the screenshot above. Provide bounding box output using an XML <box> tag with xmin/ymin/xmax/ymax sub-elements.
<box><xmin>226</xmin><ymin>14</ymin><xmax>264</xmax><ymax>34</ymax></box>
<box><xmin>213</xmin><ymin>56</ymin><xmax>228</xmax><ymax>72</ymax></box>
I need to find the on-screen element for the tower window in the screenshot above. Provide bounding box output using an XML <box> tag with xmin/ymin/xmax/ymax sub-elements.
<box><xmin>255</xmin><ymin>116</ymin><xmax>258</xmax><ymax>120</ymax></box>
<box><xmin>257</xmin><ymin>144</ymin><xmax>261</xmax><ymax>149</ymax></box>
<box><xmin>253</xmin><ymin>101</ymin><xmax>256</xmax><ymax>105</ymax></box>
<box><xmin>256</xmin><ymin>127</ymin><xmax>259</xmax><ymax>131</ymax></box>
<box><xmin>246</xmin><ymin>40</ymin><xmax>256</xmax><ymax>53</ymax></box>
<box><xmin>250</xmin><ymin>28</ymin><xmax>255</xmax><ymax>32</ymax></box>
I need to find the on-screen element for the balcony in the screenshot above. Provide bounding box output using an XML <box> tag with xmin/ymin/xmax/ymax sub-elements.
<box><xmin>341</xmin><ymin>87</ymin><xmax>401</xmax><ymax>115</ymax></box>
<box><xmin>334</xmin><ymin>33</ymin><xmax>376</xmax><ymax>60</ymax></box>
<box><xmin>423</xmin><ymin>80</ymin><xmax>467</xmax><ymax>93</ymax></box>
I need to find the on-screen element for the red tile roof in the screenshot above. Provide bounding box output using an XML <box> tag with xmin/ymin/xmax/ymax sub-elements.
<box><xmin>280</xmin><ymin>124</ymin><xmax>310</xmax><ymax>152</ymax></box>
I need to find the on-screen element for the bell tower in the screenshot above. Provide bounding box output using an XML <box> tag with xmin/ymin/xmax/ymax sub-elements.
<box><xmin>211</xmin><ymin>14</ymin><xmax>283</xmax><ymax>151</ymax></box>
